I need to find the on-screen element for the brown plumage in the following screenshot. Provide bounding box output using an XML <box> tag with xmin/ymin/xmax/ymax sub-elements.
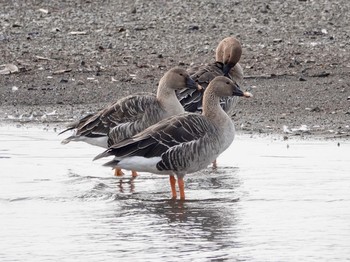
<box><xmin>177</xmin><ymin>36</ymin><xmax>244</xmax><ymax>116</ymax></box>
<box><xmin>60</xmin><ymin>67</ymin><xmax>199</xmax><ymax>177</ymax></box>
<box><xmin>94</xmin><ymin>76</ymin><xmax>252</xmax><ymax>200</ymax></box>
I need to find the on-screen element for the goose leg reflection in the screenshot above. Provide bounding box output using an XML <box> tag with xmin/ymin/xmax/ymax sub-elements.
<box><xmin>117</xmin><ymin>177</ymin><xmax>136</xmax><ymax>194</ymax></box>
<box><xmin>212</xmin><ymin>159</ymin><xmax>218</xmax><ymax>169</ymax></box>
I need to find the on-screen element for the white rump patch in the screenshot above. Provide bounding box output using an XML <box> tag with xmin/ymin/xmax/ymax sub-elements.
<box><xmin>118</xmin><ymin>156</ymin><xmax>163</xmax><ymax>174</ymax></box>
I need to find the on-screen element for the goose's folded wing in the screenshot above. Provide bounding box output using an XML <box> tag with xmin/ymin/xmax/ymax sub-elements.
<box><xmin>58</xmin><ymin>113</ymin><xmax>95</xmax><ymax>135</ymax></box>
<box><xmin>176</xmin><ymin>88</ymin><xmax>203</xmax><ymax>112</ymax></box>
<box><xmin>94</xmin><ymin>113</ymin><xmax>214</xmax><ymax>160</ymax></box>
<box><xmin>74</xmin><ymin>93</ymin><xmax>156</xmax><ymax>137</ymax></box>
<box><xmin>191</xmin><ymin>62</ymin><xmax>225</xmax><ymax>88</ymax></box>
<box><xmin>100</xmin><ymin>92</ymin><xmax>155</xmax><ymax>126</ymax></box>
<box><xmin>177</xmin><ymin>62</ymin><xmax>224</xmax><ymax>112</ymax></box>
<box><xmin>107</xmin><ymin>99</ymin><xmax>164</xmax><ymax>146</ymax></box>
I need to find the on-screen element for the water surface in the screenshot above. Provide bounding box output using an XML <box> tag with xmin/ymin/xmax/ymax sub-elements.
<box><xmin>1</xmin><ymin>126</ymin><xmax>349</xmax><ymax>261</ymax></box>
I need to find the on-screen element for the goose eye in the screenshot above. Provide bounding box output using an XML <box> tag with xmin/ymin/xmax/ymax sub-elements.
<box><xmin>226</xmin><ymin>81</ymin><xmax>230</xmax><ymax>84</ymax></box>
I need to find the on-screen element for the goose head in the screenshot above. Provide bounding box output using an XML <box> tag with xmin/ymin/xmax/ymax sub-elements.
<box><xmin>207</xmin><ymin>76</ymin><xmax>252</xmax><ymax>98</ymax></box>
<box><xmin>159</xmin><ymin>67</ymin><xmax>200</xmax><ymax>91</ymax></box>
<box><xmin>215</xmin><ymin>37</ymin><xmax>242</xmax><ymax>76</ymax></box>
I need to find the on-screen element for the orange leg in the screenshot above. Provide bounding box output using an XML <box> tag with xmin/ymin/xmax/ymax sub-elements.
<box><xmin>169</xmin><ymin>176</ymin><xmax>177</xmax><ymax>199</ymax></box>
<box><xmin>212</xmin><ymin>159</ymin><xmax>217</xmax><ymax>169</ymax></box>
<box><xmin>131</xmin><ymin>170</ymin><xmax>138</xmax><ymax>178</ymax></box>
<box><xmin>114</xmin><ymin>168</ymin><xmax>124</xmax><ymax>177</ymax></box>
<box><xmin>178</xmin><ymin>177</ymin><xmax>185</xmax><ymax>200</ymax></box>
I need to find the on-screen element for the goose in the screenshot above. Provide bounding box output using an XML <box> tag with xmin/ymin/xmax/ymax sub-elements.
<box><xmin>94</xmin><ymin>76</ymin><xmax>252</xmax><ymax>200</ymax></box>
<box><xmin>177</xmin><ymin>36</ymin><xmax>244</xmax><ymax>168</ymax></box>
<box><xmin>60</xmin><ymin>67</ymin><xmax>200</xmax><ymax>177</ymax></box>
<box><xmin>177</xmin><ymin>36</ymin><xmax>244</xmax><ymax>116</ymax></box>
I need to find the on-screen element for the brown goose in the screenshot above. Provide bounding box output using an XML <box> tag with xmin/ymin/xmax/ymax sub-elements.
<box><xmin>94</xmin><ymin>76</ymin><xmax>252</xmax><ymax>200</ymax></box>
<box><xmin>177</xmin><ymin>36</ymin><xmax>243</xmax><ymax>116</ymax></box>
<box><xmin>60</xmin><ymin>68</ymin><xmax>199</xmax><ymax>177</ymax></box>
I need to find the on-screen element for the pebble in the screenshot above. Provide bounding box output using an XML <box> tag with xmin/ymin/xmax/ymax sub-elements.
<box><xmin>311</xmin><ymin>106</ymin><xmax>322</xmax><ymax>112</ymax></box>
<box><xmin>188</xmin><ymin>25</ymin><xmax>199</xmax><ymax>31</ymax></box>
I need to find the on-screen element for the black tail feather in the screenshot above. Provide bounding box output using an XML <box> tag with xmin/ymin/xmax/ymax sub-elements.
<box><xmin>58</xmin><ymin>127</ymin><xmax>74</xmax><ymax>135</ymax></box>
<box><xmin>102</xmin><ymin>159</ymin><xmax>120</xmax><ymax>168</ymax></box>
<box><xmin>58</xmin><ymin>113</ymin><xmax>96</xmax><ymax>135</ymax></box>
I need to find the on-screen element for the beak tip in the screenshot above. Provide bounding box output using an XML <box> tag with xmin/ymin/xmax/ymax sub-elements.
<box><xmin>243</xmin><ymin>91</ymin><xmax>253</xmax><ymax>98</ymax></box>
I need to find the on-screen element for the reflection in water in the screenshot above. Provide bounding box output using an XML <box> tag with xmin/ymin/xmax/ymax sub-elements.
<box><xmin>148</xmin><ymin>197</ymin><xmax>241</xmax><ymax>248</ymax></box>
<box><xmin>101</xmin><ymin>168</ymin><xmax>244</xmax><ymax>260</ymax></box>
<box><xmin>116</xmin><ymin>177</ymin><xmax>136</xmax><ymax>195</ymax></box>
<box><xmin>1</xmin><ymin>127</ymin><xmax>350</xmax><ymax>261</ymax></box>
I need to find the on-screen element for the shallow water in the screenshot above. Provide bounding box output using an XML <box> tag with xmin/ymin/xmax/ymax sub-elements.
<box><xmin>1</xmin><ymin>126</ymin><xmax>349</xmax><ymax>262</ymax></box>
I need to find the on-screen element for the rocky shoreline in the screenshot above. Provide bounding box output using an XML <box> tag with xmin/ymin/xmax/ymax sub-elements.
<box><xmin>1</xmin><ymin>0</ymin><xmax>349</xmax><ymax>139</ymax></box>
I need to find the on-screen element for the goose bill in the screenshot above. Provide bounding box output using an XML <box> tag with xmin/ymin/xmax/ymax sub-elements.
<box><xmin>186</xmin><ymin>77</ymin><xmax>200</xmax><ymax>90</ymax></box>
<box><xmin>243</xmin><ymin>91</ymin><xmax>253</xmax><ymax>98</ymax></box>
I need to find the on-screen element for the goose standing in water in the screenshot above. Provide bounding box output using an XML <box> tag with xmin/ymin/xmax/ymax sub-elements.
<box><xmin>94</xmin><ymin>76</ymin><xmax>252</xmax><ymax>200</ymax></box>
<box><xmin>60</xmin><ymin>68</ymin><xmax>200</xmax><ymax>177</ymax></box>
<box><xmin>177</xmin><ymin>36</ymin><xmax>244</xmax><ymax>168</ymax></box>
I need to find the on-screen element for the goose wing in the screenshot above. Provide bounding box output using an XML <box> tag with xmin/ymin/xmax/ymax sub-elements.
<box><xmin>177</xmin><ymin>62</ymin><xmax>224</xmax><ymax>112</ymax></box>
<box><xmin>58</xmin><ymin>113</ymin><xmax>96</xmax><ymax>135</ymax></box>
<box><xmin>95</xmin><ymin>113</ymin><xmax>215</xmax><ymax>161</ymax></box>
<box><xmin>70</xmin><ymin>92</ymin><xmax>157</xmax><ymax>138</ymax></box>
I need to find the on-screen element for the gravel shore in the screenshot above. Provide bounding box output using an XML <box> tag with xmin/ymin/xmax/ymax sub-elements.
<box><xmin>1</xmin><ymin>0</ymin><xmax>349</xmax><ymax>139</ymax></box>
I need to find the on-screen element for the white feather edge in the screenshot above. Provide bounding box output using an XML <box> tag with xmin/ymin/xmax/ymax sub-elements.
<box><xmin>62</xmin><ymin>135</ymin><xmax>108</xmax><ymax>148</ymax></box>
